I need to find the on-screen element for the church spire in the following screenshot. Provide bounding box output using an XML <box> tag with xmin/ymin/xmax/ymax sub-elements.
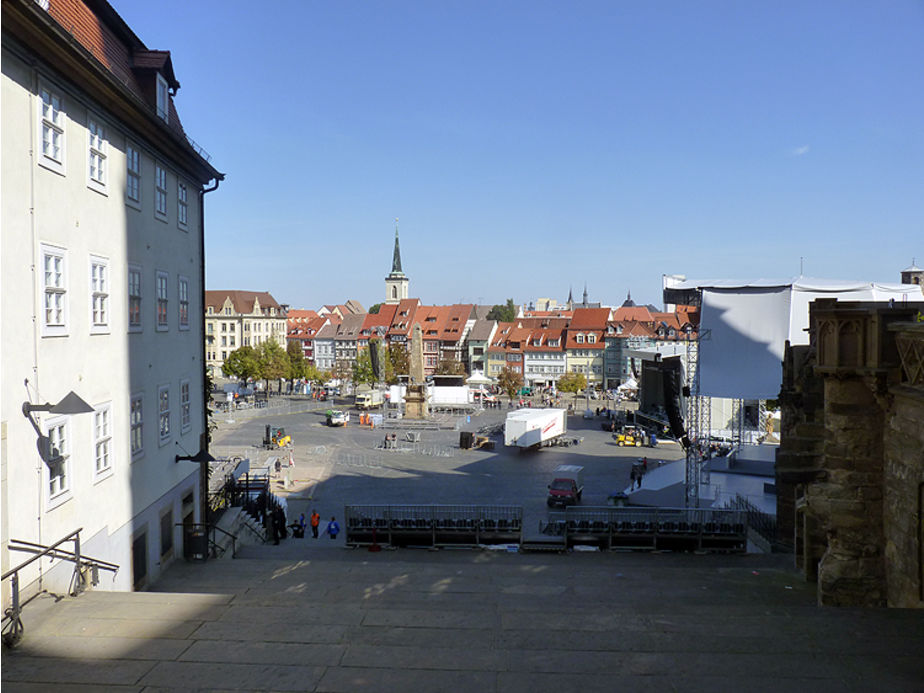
<box><xmin>583</xmin><ymin>283</ymin><xmax>588</xmax><ymax>305</ymax></box>
<box><xmin>391</xmin><ymin>218</ymin><xmax>403</xmax><ymax>274</ymax></box>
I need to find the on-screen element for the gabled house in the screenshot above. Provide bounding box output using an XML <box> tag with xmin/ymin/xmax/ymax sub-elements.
<box><xmin>564</xmin><ymin>307</ymin><xmax>612</xmax><ymax>388</ymax></box>
<box><xmin>523</xmin><ymin>327</ymin><xmax>567</xmax><ymax>389</ymax></box>
<box><xmin>204</xmin><ymin>290</ymin><xmax>287</xmax><ymax>374</ymax></box>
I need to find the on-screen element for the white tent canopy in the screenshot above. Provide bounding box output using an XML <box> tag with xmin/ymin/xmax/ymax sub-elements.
<box><xmin>466</xmin><ymin>370</ymin><xmax>494</xmax><ymax>386</ymax></box>
<box><xmin>673</xmin><ymin>277</ymin><xmax>922</xmax><ymax>399</ymax></box>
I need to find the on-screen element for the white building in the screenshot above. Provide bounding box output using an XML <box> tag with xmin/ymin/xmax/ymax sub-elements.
<box><xmin>204</xmin><ymin>290</ymin><xmax>287</xmax><ymax>375</ymax></box>
<box><xmin>2</xmin><ymin>0</ymin><xmax>222</xmax><ymax>598</ymax></box>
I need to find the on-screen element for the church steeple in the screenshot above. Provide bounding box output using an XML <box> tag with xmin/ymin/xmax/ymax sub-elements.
<box><xmin>385</xmin><ymin>217</ymin><xmax>409</xmax><ymax>304</ymax></box>
<box><xmin>391</xmin><ymin>219</ymin><xmax>403</xmax><ymax>274</ymax></box>
<box><xmin>583</xmin><ymin>283</ymin><xmax>588</xmax><ymax>306</ymax></box>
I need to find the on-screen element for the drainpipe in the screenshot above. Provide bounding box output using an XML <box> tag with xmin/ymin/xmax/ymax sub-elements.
<box><xmin>198</xmin><ymin>177</ymin><xmax>220</xmax><ymax>526</ymax></box>
<box><xmin>28</xmin><ymin>62</ymin><xmax>44</xmax><ymax>585</ymax></box>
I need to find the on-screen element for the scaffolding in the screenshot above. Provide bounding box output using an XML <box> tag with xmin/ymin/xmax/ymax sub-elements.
<box><xmin>684</xmin><ymin>330</ymin><xmax>710</xmax><ymax>507</ymax></box>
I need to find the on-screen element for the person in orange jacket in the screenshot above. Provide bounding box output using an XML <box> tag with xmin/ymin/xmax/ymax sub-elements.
<box><xmin>310</xmin><ymin>510</ymin><xmax>321</xmax><ymax>539</ymax></box>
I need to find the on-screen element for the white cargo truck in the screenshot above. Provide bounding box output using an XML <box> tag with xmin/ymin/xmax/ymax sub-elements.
<box><xmin>504</xmin><ymin>408</ymin><xmax>567</xmax><ymax>449</ymax></box>
<box><xmin>355</xmin><ymin>390</ymin><xmax>385</xmax><ymax>410</ymax></box>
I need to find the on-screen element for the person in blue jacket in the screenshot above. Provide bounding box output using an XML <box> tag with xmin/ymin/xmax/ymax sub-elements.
<box><xmin>325</xmin><ymin>516</ymin><xmax>340</xmax><ymax>540</ymax></box>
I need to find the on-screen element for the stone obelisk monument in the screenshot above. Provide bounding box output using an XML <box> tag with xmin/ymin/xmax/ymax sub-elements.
<box><xmin>404</xmin><ymin>324</ymin><xmax>428</xmax><ymax>419</ymax></box>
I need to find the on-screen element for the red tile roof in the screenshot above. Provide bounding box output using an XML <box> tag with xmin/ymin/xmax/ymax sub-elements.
<box><xmin>568</xmin><ymin>307</ymin><xmax>612</xmax><ymax>329</ymax></box>
<box><xmin>611</xmin><ymin>305</ymin><xmax>654</xmax><ymax>323</ymax></box>
<box><xmin>46</xmin><ymin>0</ymin><xmax>186</xmax><ymax>139</ymax></box>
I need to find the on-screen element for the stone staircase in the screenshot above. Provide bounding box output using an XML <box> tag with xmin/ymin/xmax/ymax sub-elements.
<box><xmin>3</xmin><ymin>546</ymin><xmax>923</xmax><ymax>691</ymax></box>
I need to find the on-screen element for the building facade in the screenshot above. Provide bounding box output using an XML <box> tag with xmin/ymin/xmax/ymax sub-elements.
<box><xmin>2</xmin><ymin>0</ymin><xmax>222</xmax><ymax>596</ymax></box>
<box><xmin>204</xmin><ymin>291</ymin><xmax>287</xmax><ymax>375</ymax></box>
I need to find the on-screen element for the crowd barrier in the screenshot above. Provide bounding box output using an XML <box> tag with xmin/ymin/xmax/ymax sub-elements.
<box><xmin>344</xmin><ymin>504</ymin><xmax>523</xmax><ymax>548</ymax></box>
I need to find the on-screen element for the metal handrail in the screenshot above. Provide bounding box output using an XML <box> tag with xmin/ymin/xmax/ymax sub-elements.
<box><xmin>178</xmin><ymin>522</ymin><xmax>237</xmax><ymax>559</ymax></box>
<box><xmin>2</xmin><ymin>528</ymin><xmax>118</xmax><ymax>648</ymax></box>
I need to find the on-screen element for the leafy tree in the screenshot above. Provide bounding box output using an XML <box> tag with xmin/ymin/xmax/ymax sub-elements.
<box><xmin>368</xmin><ymin>303</ymin><xmax>382</xmax><ymax>315</ymax></box>
<box><xmin>497</xmin><ymin>366</ymin><xmax>523</xmax><ymax>402</ymax></box>
<box><xmin>258</xmin><ymin>340</ymin><xmax>290</xmax><ymax>392</ymax></box>
<box><xmin>304</xmin><ymin>364</ymin><xmax>329</xmax><ymax>386</ymax></box>
<box><xmin>332</xmin><ymin>359</ymin><xmax>352</xmax><ymax>386</ymax></box>
<box><xmin>436</xmin><ymin>358</ymin><xmax>466</xmax><ymax>376</ymax></box>
<box><xmin>387</xmin><ymin>342</ymin><xmax>409</xmax><ymax>384</ymax></box>
<box><xmin>352</xmin><ymin>347</ymin><xmax>376</xmax><ymax>387</ymax></box>
<box><xmin>487</xmin><ymin>298</ymin><xmax>516</xmax><ymax>322</ymax></box>
<box><xmin>222</xmin><ymin>346</ymin><xmax>260</xmax><ymax>382</ymax></box>
<box><xmin>556</xmin><ymin>371</ymin><xmax>586</xmax><ymax>395</ymax></box>
<box><xmin>286</xmin><ymin>340</ymin><xmax>307</xmax><ymax>379</ymax></box>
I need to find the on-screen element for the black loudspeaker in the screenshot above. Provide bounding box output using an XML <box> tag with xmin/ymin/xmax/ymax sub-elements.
<box><xmin>369</xmin><ymin>341</ymin><xmax>383</xmax><ymax>381</ymax></box>
<box><xmin>460</xmin><ymin>431</ymin><xmax>473</xmax><ymax>449</ymax></box>
<box><xmin>682</xmin><ymin>385</ymin><xmax>691</xmax><ymax>397</ymax></box>
<box><xmin>662</xmin><ymin>361</ymin><xmax>686</xmax><ymax>440</ymax></box>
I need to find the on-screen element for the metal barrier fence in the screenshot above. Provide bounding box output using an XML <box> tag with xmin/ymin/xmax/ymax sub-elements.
<box><xmin>344</xmin><ymin>504</ymin><xmax>523</xmax><ymax>548</ymax></box>
<box><xmin>539</xmin><ymin>506</ymin><xmax>747</xmax><ymax>552</ymax></box>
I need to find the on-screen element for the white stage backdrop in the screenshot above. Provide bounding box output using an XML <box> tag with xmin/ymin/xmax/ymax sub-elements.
<box><xmin>699</xmin><ymin>286</ymin><xmax>791</xmax><ymax>399</ymax></box>
<box><xmin>691</xmin><ymin>278</ymin><xmax>922</xmax><ymax>399</ymax></box>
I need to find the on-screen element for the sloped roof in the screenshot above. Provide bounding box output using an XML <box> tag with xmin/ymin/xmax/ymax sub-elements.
<box><xmin>288</xmin><ymin>309</ymin><xmax>319</xmax><ymax>323</ymax></box>
<box><xmin>41</xmin><ymin>0</ymin><xmax>195</xmax><ymax>151</ymax></box>
<box><xmin>315</xmin><ymin>322</ymin><xmax>338</xmax><ymax>340</ymax></box>
<box><xmin>569</xmin><ymin>307</ymin><xmax>612</xmax><ymax>329</ymax></box>
<box><xmin>363</xmin><ymin>303</ymin><xmax>398</xmax><ymax>331</ymax></box>
<box><xmin>468</xmin><ymin>319</ymin><xmax>497</xmax><ymax>342</ymax></box>
<box><xmin>523</xmin><ymin>327</ymin><xmax>566</xmax><ymax>352</ymax></box>
<box><xmin>439</xmin><ymin>304</ymin><xmax>474</xmax><ymax>342</ymax></box>
<box><xmin>335</xmin><ymin>313</ymin><xmax>366</xmax><ymax>339</ymax></box>
<box><xmin>205</xmin><ymin>290</ymin><xmax>282</xmax><ymax>315</ymax></box>
<box><xmin>612</xmin><ymin>305</ymin><xmax>654</xmax><ymax>323</ymax></box>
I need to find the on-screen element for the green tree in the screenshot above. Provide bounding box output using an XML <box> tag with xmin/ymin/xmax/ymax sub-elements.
<box><xmin>286</xmin><ymin>340</ymin><xmax>307</xmax><ymax>380</ymax></box>
<box><xmin>497</xmin><ymin>366</ymin><xmax>523</xmax><ymax>402</ymax></box>
<box><xmin>368</xmin><ymin>303</ymin><xmax>382</xmax><ymax>315</ymax></box>
<box><xmin>222</xmin><ymin>346</ymin><xmax>260</xmax><ymax>382</ymax></box>
<box><xmin>436</xmin><ymin>358</ymin><xmax>466</xmax><ymax>376</ymax></box>
<box><xmin>352</xmin><ymin>347</ymin><xmax>376</xmax><ymax>387</ymax></box>
<box><xmin>387</xmin><ymin>342</ymin><xmax>409</xmax><ymax>384</ymax></box>
<box><xmin>556</xmin><ymin>371</ymin><xmax>586</xmax><ymax>397</ymax></box>
<box><xmin>487</xmin><ymin>298</ymin><xmax>516</xmax><ymax>322</ymax></box>
<box><xmin>258</xmin><ymin>340</ymin><xmax>290</xmax><ymax>392</ymax></box>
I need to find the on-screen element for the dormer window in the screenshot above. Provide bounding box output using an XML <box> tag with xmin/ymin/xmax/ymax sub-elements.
<box><xmin>576</xmin><ymin>334</ymin><xmax>584</xmax><ymax>344</ymax></box>
<box><xmin>156</xmin><ymin>74</ymin><xmax>169</xmax><ymax>123</ymax></box>
<box><xmin>588</xmin><ymin>334</ymin><xmax>596</xmax><ymax>344</ymax></box>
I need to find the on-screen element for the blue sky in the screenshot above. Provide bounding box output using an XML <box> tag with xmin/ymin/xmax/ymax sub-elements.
<box><xmin>113</xmin><ymin>1</ymin><xmax>924</xmax><ymax>310</ymax></box>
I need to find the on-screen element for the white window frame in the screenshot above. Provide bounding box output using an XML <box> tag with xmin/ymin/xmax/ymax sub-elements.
<box><xmin>87</xmin><ymin>114</ymin><xmax>107</xmax><ymax>193</ymax></box>
<box><xmin>38</xmin><ymin>82</ymin><xmax>65</xmax><ymax>175</ymax></box>
<box><xmin>41</xmin><ymin>243</ymin><xmax>67</xmax><ymax>337</ymax></box>
<box><xmin>178</xmin><ymin>275</ymin><xmax>190</xmax><ymax>330</ymax></box>
<box><xmin>89</xmin><ymin>255</ymin><xmax>110</xmax><ymax>334</ymax></box>
<box><xmin>130</xmin><ymin>393</ymin><xmax>144</xmax><ymax>459</ymax></box>
<box><xmin>156</xmin><ymin>270</ymin><xmax>169</xmax><ymax>332</ymax></box>
<box><xmin>156</xmin><ymin>73</ymin><xmax>169</xmax><ymax>123</ymax></box>
<box><xmin>155</xmin><ymin>163</ymin><xmax>168</xmax><ymax>220</ymax></box>
<box><xmin>45</xmin><ymin>415</ymin><xmax>71</xmax><ymax>506</ymax></box>
<box><xmin>576</xmin><ymin>333</ymin><xmax>584</xmax><ymax>344</ymax></box>
<box><xmin>128</xmin><ymin>264</ymin><xmax>142</xmax><ymax>333</ymax></box>
<box><xmin>177</xmin><ymin>180</ymin><xmax>188</xmax><ymax>229</ymax></box>
<box><xmin>93</xmin><ymin>402</ymin><xmax>113</xmax><ymax>481</ymax></box>
<box><xmin>158</xmin><ymin>385</ymin><xmax>170</xmax><ymax>445</ymax></box>
<box><xmin>180</xmin><ymin>379</ymin><xmax>191</xmax><ymax>433</ymax></box>
<box><xmin>126</xmin><ymin>142</ymin><xmax>141</xmax><ymax>209</ymax></box>
<box><xmin>588</xmin><ymin>334</ymin><xmax>596</xmax><ymax>344</ymax></box>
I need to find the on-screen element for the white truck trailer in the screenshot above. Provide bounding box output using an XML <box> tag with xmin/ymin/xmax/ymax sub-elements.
<box><xmin>504</xmin><ymin>408</ymin><xmax>567</xmax><ymax>449</ymax></box>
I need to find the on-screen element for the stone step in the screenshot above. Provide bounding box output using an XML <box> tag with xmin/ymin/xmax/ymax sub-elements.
<box><xmin>5</xmin><ymin>550</ymin><xmax>923</xmax><ymax>692</ymax></box>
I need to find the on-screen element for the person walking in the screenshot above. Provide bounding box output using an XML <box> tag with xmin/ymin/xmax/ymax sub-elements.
<box><xmin>310</xmin><ymin>510</ymin><xmax>321</xmax><ymax>539</ymax></box>
<box><xmin>325</xmin><ymin>516</ymin><xmax>340</xmax><ymax>541</ymax></box>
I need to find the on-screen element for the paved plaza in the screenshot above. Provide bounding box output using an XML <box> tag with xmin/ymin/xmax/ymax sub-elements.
<box><xmin>210</xmin><ymin>398</ymin><xmax>684</xmax><ymax>536</ymax></box>
<box><xmin>3</xmin><ymin>400</ymin><xmax>922</xmax><ymax>691</ymax></box>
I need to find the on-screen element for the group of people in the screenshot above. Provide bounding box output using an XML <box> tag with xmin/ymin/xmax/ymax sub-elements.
<box><xmin>294</xmin><ymin>510</ymin><xmax>339</xmax><ymax>540</ymax></box>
